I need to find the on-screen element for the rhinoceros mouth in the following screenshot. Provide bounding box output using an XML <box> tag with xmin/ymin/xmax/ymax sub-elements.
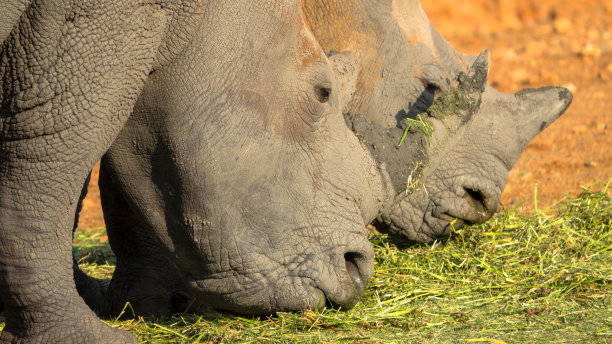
<box><xmin>185</xmin><ymin>274</ymin><xmax>364</xmax><ymax>315</ymax></box>
<box><xmin>180</xmin><ymin>242</ymin><xmax>372</xmax><ymax>314</ymax></box>
<box><xmin>184</xmin><ymin>275</ymin><xmax>322</xmax><ymax>315</ymax></box>
<box><xmin>433</xmin><ymin>211</ymin><xmax>464</xmax><ymax>230</ymax></box>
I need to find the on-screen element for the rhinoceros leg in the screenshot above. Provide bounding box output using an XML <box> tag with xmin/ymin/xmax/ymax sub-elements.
<box><xmin>69</xmin><ymin>171</ymin><xmax>107</xmax><ymax>314</ymax></box>
<box><xmin>0</xmin><ymin>2</ymin><xmax>165</xmax><ymax>343</ymax></box>
<box><xmin>98</xmin><ymin>160</ymin><xmax>207</xmax><ymax>318</ymax></box>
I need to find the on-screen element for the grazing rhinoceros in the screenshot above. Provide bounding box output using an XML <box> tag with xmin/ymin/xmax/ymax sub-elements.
<box><xmin>0</xmin><ymin>0</ymin><xmax>570</xmax><ymax>343</ymax></box>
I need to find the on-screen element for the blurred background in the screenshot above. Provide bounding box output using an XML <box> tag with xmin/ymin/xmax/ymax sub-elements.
<box><xmin>421</xmin><ymin>0</ymin><xmax>611</xmax><ymax>209</ymax></box>
<box><xmin>77</xmin><ymin>0</ymin><xmax>612</xmax><ymax>231</ymax></box>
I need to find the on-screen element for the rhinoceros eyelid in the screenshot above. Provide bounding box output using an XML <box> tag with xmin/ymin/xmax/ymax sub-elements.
<box><xmin>418</xmin><ymin>78</ymin><xmax>442</xmax><ymax>96</ymax></box>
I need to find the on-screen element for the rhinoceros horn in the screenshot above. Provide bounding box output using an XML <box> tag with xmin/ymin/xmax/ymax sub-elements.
<box><xmin>426</xmin><ymin>49</ymin><xmax>490</xmax><ymax>124</ymax></box>
<box><xmin>456</xmin><ymin>49</ymin><xmax>572</xmax><ymax>171</ymax></box>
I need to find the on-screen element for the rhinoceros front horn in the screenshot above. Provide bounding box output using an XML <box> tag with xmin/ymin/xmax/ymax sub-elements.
<box><xmin>511</xmin><ymin>86</ymin><xmax>572</xmax><ymax>156</ymax></box>
<box><xmin>432</xmin><ymin>48</ymin><xmax>572</xmax><ymax>171</ymax></box>
<box><xmin>478</xmin><ymin>80</ymin><xmax>572</xmax><ymax>170</ymax></box>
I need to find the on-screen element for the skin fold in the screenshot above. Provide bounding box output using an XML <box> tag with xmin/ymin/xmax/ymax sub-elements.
<box><xmin>0</xmin><ymin>0</ymin><xmax>571</xmax><ymax>343</ymax></box>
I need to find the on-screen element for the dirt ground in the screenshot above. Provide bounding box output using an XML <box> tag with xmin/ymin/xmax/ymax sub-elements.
<box><xmin>78</xmin><ymin>0</ymin><xmax>612</xmax><ymax>230</ymax></box>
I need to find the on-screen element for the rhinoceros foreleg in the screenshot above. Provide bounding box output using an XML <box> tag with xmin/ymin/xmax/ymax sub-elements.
<box><xmin>98</xmin><ymin>161</ymin><xmax>209</xmax><ymax>318</ymax></box>
<box><xmin>0</xmin><ymin>1</ymin><xmax>165</xmax><ymax>343</ymax></box>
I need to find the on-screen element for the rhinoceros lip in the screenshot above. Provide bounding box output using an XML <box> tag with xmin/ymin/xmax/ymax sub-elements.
<box><xmin>344</xmin><ymin>254</ymin><xmax>364</xmax><ymax>291</ymax></box>
<box><xmin>434</xmin><ymin>211</ymin><xmax>464</xmax><ymax>230</ymax></box>
<box><xmin>184</xmin><ymin>275</ymin><xmax>329</xmax><ymax>314</ymax></box>
<box><xmin>374</xmin><ymin>189</ymin><xmax>470</xmax><ymax>243</ymax></box>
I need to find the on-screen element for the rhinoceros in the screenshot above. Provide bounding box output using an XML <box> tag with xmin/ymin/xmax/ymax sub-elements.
<box><xmin>0</xmin><ymin>0</ymin><xmax>570</xmax><ymax>343</ymax></box>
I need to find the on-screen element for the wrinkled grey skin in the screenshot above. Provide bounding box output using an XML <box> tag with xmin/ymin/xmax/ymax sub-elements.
<box><xmin>0</xmin><ymin>0</ymin><xmax>570</xmax><ymax>343</ymax></box>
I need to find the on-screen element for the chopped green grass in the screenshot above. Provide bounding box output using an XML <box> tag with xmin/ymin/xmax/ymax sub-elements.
<box><xmin>1</xmin><ymin>182</ymin><xmax>610</xmax><ymax>343</ymax></box>
<box><xmin>398</xmin><ymin>114</ymin><xmax>434</xmax><ymax>147</ymax></box>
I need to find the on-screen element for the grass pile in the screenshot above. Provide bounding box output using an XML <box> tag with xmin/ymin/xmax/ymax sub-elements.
<box><xmin>1</xmin><ymin>182</ymin><xmax>610</xmax><ymax>343</ymax></box>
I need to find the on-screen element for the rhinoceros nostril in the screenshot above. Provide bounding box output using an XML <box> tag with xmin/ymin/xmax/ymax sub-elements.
<box><xmin>462</xmin><ymin>187</ymin><xmax>494</xmax><ymax>223</ymax></box>
<box><xmin>464</xmin><ymin>187</ymin><xmax>485</xmax><ymax>205</ymax></box>
<box><xmin>344</xmin><ymin>252</ymin><xmax>364</xmax><ymax>292</ymax></box>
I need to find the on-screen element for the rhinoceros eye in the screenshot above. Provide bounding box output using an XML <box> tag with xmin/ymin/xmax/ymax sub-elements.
<box><xmin>425</xmin><ymin>83</ymin><xmax>442</xmax><ymax>100</ymax></box>
<box><xmin>409</xmin><ymin>81</ymin><xmax>442</xmax><ymax>115</ymax></box>
<box><xmin>314</xmin><ymin>85</ymin><xmax>331</xmax><ymax>103</ymax></box>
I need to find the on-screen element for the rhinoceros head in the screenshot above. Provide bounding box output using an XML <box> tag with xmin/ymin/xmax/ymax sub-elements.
<box><xmin>103</xmin><ymin>0</ymin><xmax>383</xmax><ymax>314</ymax></box>
<box><xmin>362</xmin><ymin>50</ymin><xmax>571</xmax><ymax>243</ymax></box>
<box><xmin>305</xmin><ymin>0</ymin><xmax>571</xmax><ymax>243</ymax></box>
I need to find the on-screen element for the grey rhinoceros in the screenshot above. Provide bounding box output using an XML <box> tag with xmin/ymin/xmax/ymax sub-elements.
<box><xmin>0</xmin><ymin>0</ymin><xmax>570</xmax><ymax>343</ymax></box>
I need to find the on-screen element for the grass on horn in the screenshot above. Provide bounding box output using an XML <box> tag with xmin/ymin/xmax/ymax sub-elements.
<box><xmin>1</xmin><ymin>180</ymin><xmax>610</xmax><ymax>343</ymax></box>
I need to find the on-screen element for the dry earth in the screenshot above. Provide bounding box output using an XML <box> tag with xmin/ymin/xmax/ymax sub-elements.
<box><xmin>78</xmin><ymin>0</ymin><xmax>612</xmax><ymax>230</ymax></box>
